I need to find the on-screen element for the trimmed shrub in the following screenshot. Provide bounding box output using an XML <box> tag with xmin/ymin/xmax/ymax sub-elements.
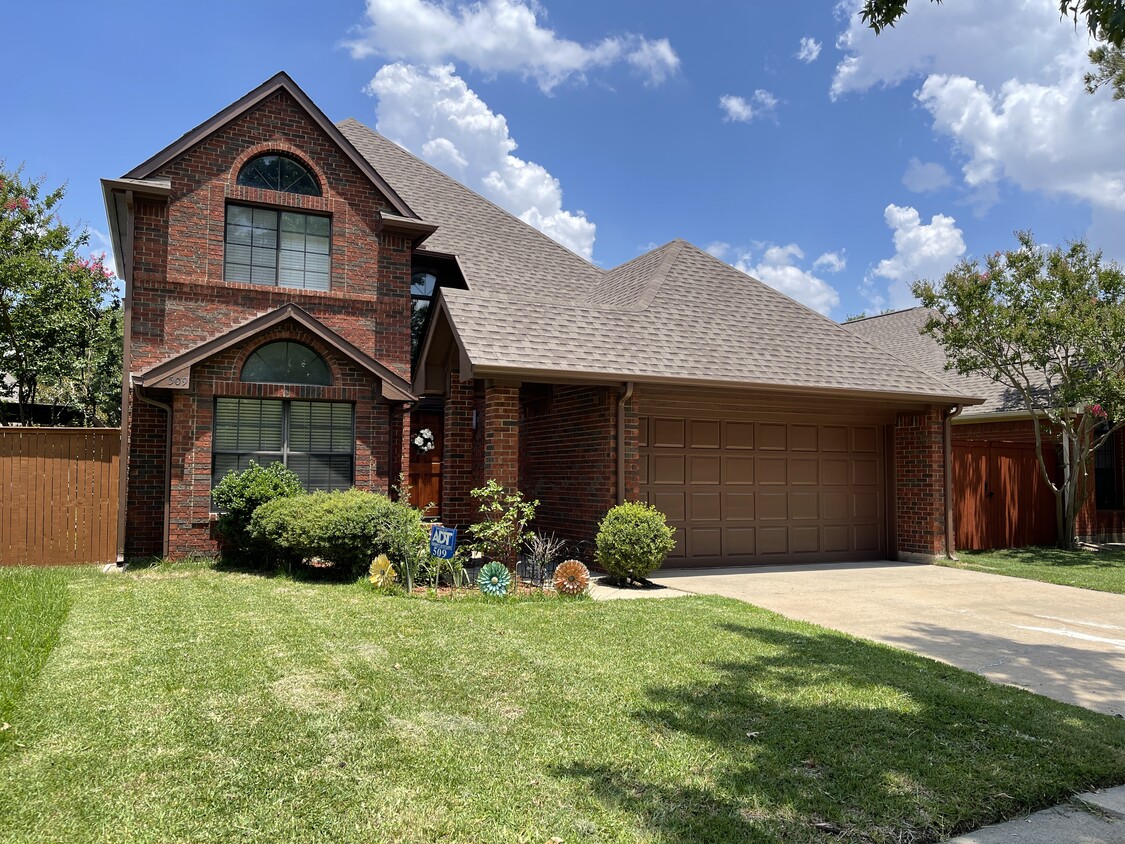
<box><xmin>249</xmin><ymin>489</ymin><xmax>427</xmax><ymax>578</ymax></box>
<box><xmin>595</xmin><ymin>502</ymin><xmax>677</xmax><ymax>581</ymax></box>
<box><xmin>211</xmin><ymin>461</ymin><xmax>303</xmax><ymax>558</ymax></box>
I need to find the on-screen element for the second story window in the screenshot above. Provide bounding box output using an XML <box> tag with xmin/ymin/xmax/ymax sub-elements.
<box><xmin>224</xmin><ymin>204</ymin><xmax>330</xmax><ymax>291</ymax></box>
<box><xmin>411</xmin><ymin>270</ymin><xmax>437</xmax><ymax>360</ymax></box>
<box><xmin>237</xmin><ymin>154</ymin><xmax>321</xmax><ymax>196</ymax></box>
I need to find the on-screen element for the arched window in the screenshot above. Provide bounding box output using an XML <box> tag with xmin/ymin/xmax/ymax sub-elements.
<box><xmin>237</xmin><ymin>154</ymin><xmax>321</xmax><ymax>196</ymax></box>
<box><xmin>241</xmin><ymin>341</ymin><xmax>331</xmax><ymax>385</ymax></box>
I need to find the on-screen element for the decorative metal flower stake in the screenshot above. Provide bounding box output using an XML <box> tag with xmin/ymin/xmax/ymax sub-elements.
<box><xmin>554</xmin><ymin>559</ymin><xmax>590</xmax><ymax>595</ymax></box>
<box><xmin>368</xmin><ymin>553</ymin><xmax>397</xmax><ymax>588</ymax></box>
<box><xmin>478</xmin><ymin>561</ymin><xmax>511</xmax><ymax>597</ymax></box>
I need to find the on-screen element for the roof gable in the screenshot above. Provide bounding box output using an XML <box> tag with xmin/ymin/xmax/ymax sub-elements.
<box><xmin>136</xmin><ymin>304</ymin><xmax>415</xmax><ymax>402</ymax></box>
<box><xmin>123</xmin><ymin>72</ymin><xmax>416</xmax><ymax>219</ymax></box>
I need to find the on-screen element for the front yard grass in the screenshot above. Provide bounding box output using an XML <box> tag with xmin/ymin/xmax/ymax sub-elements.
<box><xmin>2</xmin><ymin>561</ymin><xmax>1124</xmax><ymax>843</ymax></box>
<box><xmin>940</xmin><ymin>546</ymin><xmax>1125</xmax><ymax>594</ymax></box>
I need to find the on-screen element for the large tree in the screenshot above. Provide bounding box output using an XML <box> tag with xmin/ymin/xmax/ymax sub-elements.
<box><xmin>0</xmin><ymin>164</ymin><xmax>121</xmax><ymax>426</ymax></box>
<box><xmin>913</xmin><ymin>232</ymin><xmax>1125</xmax><ymax>548</ymax></box>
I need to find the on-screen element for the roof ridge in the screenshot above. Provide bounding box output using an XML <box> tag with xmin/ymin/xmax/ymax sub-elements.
<box><xmin>633</xmin><ymin>239</ymin><xmax>685</xmax><ymax>311</ymax></box>
<box><xmin>337</xmin><ymin>118</ymin><xmax>603</xmax><ymax>275</ymax></box>
<box><xmin>843</xmin><ymin>306</ymin><xmax>928</xmax><ymax>324</ymax></box>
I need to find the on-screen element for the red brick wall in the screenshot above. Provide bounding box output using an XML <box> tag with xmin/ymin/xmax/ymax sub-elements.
<box><xmin>441</xmin><ymin>371</ymin><xmax>479</xmax><ymax>527</ymax></box>
<box><xmin>520</xmin><ymin>384</ymin><xmax>620</xmax><ymax>548</ymax></box>
<box><xmin>124</xmin><ymin>399</ymin><xmax>168</xmax><ymax>558</ymax></box>
<box><xmin>953</xmin><ymin>418</ymin><xmax>1044</xmax><ymax>444</ymax></box>
<box><xmin>124</xmin><ymin>89</ymin><xmax>411</xmax><ymax>558</ymax></box>
<box><xmin>894</xmin><ymin>408</ymin><xmax>947</xmax><ymax>558</ymax></box>
<box><xmin>482</xmin><ymin>380</ymin><xmax>520</xmax><ymax>491</ymax></box>
<box><xmin>167</xmin><ymin>325</ymin><xmax>391</xmax><ymax>557</ymax></box>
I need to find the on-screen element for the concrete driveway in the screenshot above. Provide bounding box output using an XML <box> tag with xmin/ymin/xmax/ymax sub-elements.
<box><xmin>651</xmin><ymin>562</ymin><xmax>1125</xmax><ymax>717</ymax></box>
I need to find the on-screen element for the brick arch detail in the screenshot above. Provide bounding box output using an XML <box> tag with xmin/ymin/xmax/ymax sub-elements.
<box><xmin>231</xmin><ymin>325</ymin><xmax>347</xmax><ymax>386</ymax></box>
<box><xmin>228</xmin><ymin>141</ymin><xmax>330</xmax><ymax>196</ymax></box>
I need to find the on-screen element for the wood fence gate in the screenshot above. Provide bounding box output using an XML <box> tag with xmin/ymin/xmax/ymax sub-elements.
<box><xmin>0</xmin><ymin>428</ymin><xmax>120</xmax><ymax>566</ymax></box>
<box><xmin>953</xmin><ymin>440</ymin><xmax>1058</xmax><ymax>550</ymax></box>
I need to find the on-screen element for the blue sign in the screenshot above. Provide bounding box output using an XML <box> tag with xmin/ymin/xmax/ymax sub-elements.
<box><xmin>429</xmin><ymin>525</ymin><xmax>458</xmax><ymax>559</ymax></box>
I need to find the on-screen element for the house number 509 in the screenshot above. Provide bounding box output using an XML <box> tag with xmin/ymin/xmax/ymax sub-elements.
<box><xmin>163</xmin><ymin>375</ymin><xmax>189</xmax><ymax>388</ymax></box>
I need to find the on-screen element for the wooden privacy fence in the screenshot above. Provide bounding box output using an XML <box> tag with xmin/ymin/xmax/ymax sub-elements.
<box><xmin>0</xmin><ymin>428</ymin><xmax>120</xmax><ymax>566</ymax></box>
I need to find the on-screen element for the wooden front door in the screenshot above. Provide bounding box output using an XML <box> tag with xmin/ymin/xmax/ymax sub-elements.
<box><xmin>953</xmin><ymin>441</ymin><xmax>1058</xmax><ymax>550</ymax></box>
<box><xmin>409</xmin><ymin>410</ymin><xmax>442</xmax><ymax>517</ymax></box>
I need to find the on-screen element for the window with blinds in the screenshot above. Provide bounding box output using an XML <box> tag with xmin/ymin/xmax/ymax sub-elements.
<box><xmin>212</xmin><ymin>398</ymin><xmax>354</xmax><ymax>496</ymax></box>
<box><xmin>224</xmin><ymin>204</ymin><xmax>331</xmax><ymax>291</ymax></box>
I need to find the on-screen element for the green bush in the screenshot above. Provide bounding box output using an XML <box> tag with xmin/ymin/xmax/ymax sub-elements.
<box><xmin>212</xmin><ymin>461</ymin><xmax>303</xmax><ymax>557</ymax></box>
<box><xmin>249</xmin><ymin>489</ymin><xmax>427</xmax><ymax>578</ymax></box>
<box><xmin>595</xmin><ymin>502</ymin><xmax>677</xmax><ymax>581</ymax></box>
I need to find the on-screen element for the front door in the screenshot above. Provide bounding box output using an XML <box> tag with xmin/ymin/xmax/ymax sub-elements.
<box><xmin>409</xmin><ymin>410</ymin><xmax>442</xmax><ymax>517</ymax></box>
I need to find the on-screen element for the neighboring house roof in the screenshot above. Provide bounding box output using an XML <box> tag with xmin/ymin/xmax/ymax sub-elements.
<box><xmin>135</xmin><ymin>304</ymin><xmax>415</xmax><ymax>402</ymax></box>
<box><xmin>340</xmin><ymin>119</ymin><xmax>978</xmax><ymax>405</ymax></box>
<box><xmin>842</xmin><ymin>307</ymin><xmax>1026</xmax><ymax>418</ymax></box>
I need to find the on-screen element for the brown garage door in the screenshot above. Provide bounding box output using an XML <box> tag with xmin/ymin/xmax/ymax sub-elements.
<box><xmin>639</xmin><ymin>415</ymin><xmax>887</xmax><ymax>566</ymax></box>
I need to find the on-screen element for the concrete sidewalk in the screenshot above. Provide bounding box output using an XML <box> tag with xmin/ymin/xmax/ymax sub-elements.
<box><xmin>944</xmin><ymin>786</ymin><xmax>1125</xmax><ymax>843</ymax></box>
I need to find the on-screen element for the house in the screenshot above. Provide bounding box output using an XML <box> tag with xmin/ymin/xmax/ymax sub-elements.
<box><xmin>103</xmin><ymin>72</ymin><xmax>981</xmax><ymax>566</ymax></box>
<box><xmin>844</xmin><ymin>307</ymin><xmax>1125</xmax><ymax>549</ymax></box>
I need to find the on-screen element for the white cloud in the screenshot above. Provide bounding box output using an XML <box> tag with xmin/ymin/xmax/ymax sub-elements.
<box><xmin>345</xmin><ymin>0</ymin><xmax>679</xmax><ymax>92</ymax></box>
<box><xmin>902</xmin><ymin>157</ymin><xmax>952</xmax><ymax>193</ymax></box>
<box><xmin>368</xmin><ymin>63</ymin><xmax>596</xmax><ymax>260</ymax></box>
<box><xmin>705</xmin><ymin>241</ymin><xmax>731</xmax><ymax>259</ymax></box>
<box><xmin>719</xmin><ymin>90</ymin><xmax>778</xmax><ymax>123</ymax></box>
<box><xmin>865</xmin><ymin>204</ymin><xmax>965</xmax><ymax>310</ymax></box>
<box><xmin>831</xmin><ymin>0</ymin><xmax>1125</xmax><ymax>257</ymax></box>
<box><xmin>813</xmin><ymin>250</ymin><xmax>846</xmax><ymax>272</ymax></box>
<box><xmin>732</xmin><ymin>243</ymin><xmax>841</xmax><ymax>315</ymax></box>
<box><xmin>796</xmin><ymin>36</ymin><xmax>822</xmax><ymax>63</ymax></box>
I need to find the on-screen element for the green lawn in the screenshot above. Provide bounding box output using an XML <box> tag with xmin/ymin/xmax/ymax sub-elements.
<box><xmin>940</xmin><ymin>546</ymin><xmax>1125</xmax><ymax>594</ymax></box>
<box><xmin>2</xmin><ymin>562</ymin><xmax>1124</xmax><ymax>843</ymax></box>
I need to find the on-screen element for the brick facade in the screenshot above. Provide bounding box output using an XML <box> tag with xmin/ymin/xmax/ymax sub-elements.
<box><xmin>894</xmin><ymin>408</ymin><xmax>947</xmax><ymax>559</ymax></box>
<box><xmin>124</xmin><ymin>89</ymin><xmax>411</xmax><ymax>558</ymax></box>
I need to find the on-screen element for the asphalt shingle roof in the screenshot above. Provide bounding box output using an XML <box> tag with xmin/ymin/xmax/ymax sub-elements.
<box><xmin>842</xmin><ymin>308</ymin><xmax>1021</xmax><ymax>416</ymax></box>
<box><xmin>339</xmin><ymin>118</ymin><xmax>978</xmax><ymax>403</ymax></box>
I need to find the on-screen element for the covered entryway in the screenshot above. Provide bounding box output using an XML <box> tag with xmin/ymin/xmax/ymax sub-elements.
<box><xmin>639</xmin><ymin>412</ymin><xmax>888</xmax><ymax>566</ymax></box>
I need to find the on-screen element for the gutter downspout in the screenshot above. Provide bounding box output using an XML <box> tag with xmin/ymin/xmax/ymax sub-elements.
<box><xmin>944</xmin><ymin>404</ymin><xmax>963</xmax><ymax>560</ymax></box>
<box><xmin>135</xmin><ymin>385</ymin><xmax>172</xmax><ymax>559</ymax></box>
<box><xmin>616</xmin><ymin>381</ymin><xmax>635</xmax><ymax>504</ymax></box>
<box><xmin>115</xmin><ymin>190</ymin><xmax>134</xmax><ymax>564</ymax></box>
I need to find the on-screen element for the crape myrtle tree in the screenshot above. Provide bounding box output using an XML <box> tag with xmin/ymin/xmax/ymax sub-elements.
<box><xmin>0</xmin><ymin>163</ymin><xmax>121</xmax><ymax>426</ymax></box>
<box><xmin>860</xmin><ymin>0</ymin><xmax>1125</xmax><ymax>100</ymax></box>
<box><xmin>913</xmin><ymin>232</ymin><xmax>1125</xmax><ymax>549</ymax></box>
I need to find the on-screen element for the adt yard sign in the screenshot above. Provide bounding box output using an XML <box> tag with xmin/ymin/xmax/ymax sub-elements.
<box><xmin>429</xmin><ymin>525</ymin><xmax>457</xmax><ymax>559</ymax></box>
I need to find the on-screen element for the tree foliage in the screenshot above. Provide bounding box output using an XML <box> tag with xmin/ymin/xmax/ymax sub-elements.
<box><xmin>860</xmin><ymin>1</ymin><xmax>1125</xmax><ymax>46</ymax></box>
<box><xmin>0</xmin><ymin>163</ymin><xmax>121</xmax><ymax>426</ymax></box>
<box><xmin>1086</xmin><ymin>44</ymin><xmax>1125</xmax><ymax>98</ymax></box>
<box><xmin>913</xmin><ymin>232</ymin><xmax>1125</xmax><ymax>547</ymax></box>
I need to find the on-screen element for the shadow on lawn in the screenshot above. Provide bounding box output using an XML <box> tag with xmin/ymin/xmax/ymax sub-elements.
<box><xmin>557</xmin><ymin>622</ymin><xmax>1123</xmax><ymax>844</ymax></box>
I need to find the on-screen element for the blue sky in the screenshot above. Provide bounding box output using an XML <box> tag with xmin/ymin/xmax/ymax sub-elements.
<box><xmin>3</xmin><ymin>0</ymin><xmax>1122</xmax><ymax>320</ymax></box>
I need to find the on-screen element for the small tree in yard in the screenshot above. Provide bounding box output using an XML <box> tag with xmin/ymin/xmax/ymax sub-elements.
<box><xmin>469</xmin><ymin>480</ymin><xmax>537</xmax><ymax>577</ymax></box>
<box><xmin>914</xmin><ymin>231</ymin><xmax>1125</xmax><ymax>548</ymax></box>
<box><xmin>0</xmin><ymin>163</ymin><xmax>120</xmax><ymax>426</ymax></box>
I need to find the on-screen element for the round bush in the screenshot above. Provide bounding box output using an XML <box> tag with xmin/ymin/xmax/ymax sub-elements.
<box><xmin>595</xmin><ymin>502</ymin><xmax>677</xmax><ymax>581</ymax></box>
<box><xmin>211</xmin><ymin>461</ymin><xmax>303</xmax><ymax>558</ymax></box>
<box><xmin>249</xmin><ymin>489</ymin><xmax>427</xmax><ymax>578</ymax></box>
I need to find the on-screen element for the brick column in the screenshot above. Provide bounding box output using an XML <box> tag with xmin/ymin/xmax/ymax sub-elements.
<box><xmin>894</xmin><ymin>408</ymin><xmax>946</xmax><ymax>561</ymax></box>
<box><xmin>622</xmin><ymin>389</ymin><xmax>641</xmax><ymax>502</ymax></box>
<box><xmin>482</xmin><ymin>379</ymin><xmax>521</xmax><ymax>491</ymax></box>
<box><xmin>442</xmin><ymin>371</ymin><xmax>477</xmax><ymax>527</ymax></box>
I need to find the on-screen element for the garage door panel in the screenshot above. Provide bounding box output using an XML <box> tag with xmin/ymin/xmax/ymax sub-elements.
<box><xmin>651</xmin><ymin>491</ymin><xmax>685</xmax><ymax>521</ymax></box>
<box><xmin>639</xmin><ymin>413</ymin><xmax>886</xmax><ymax>567</ymax></box>
<box><xmin>652</xmin><ymin>455</ymin><xmax>685</xmax><ymax>484</ymax></box>
<box><xmin>690</xmin><ymin>492</ymin><xmax>721</xmax><ymax>521</ymax></box>
<box><xmin>690</xmin><ymin>420</ymin><xmax>720</xmax><ymax>448</ymax></box>
<box><xmin>791</xmin><ymin>526</ymin><xmax>820</xmax><ymax>553</ymax></box>
<box><xmin>759</xmin><ymin>423</ymin><xmax>787</xmax><ymax>450</ymax></box>
<box><xmin>790</xmin><ymin>458</ymin><xmax>818</xmax><ymax>485</ymax></box>
<box><xmin>791</xmin><ymin>492</ymin><xmax>819</xmax><ymax>520</ymax></box>
<box><xmin>725</xmin><ymin>492</ymin><xmax>755</xmax><ymax>520</ymax></box>
<box><xmin>725</xmin><ymin>422</ymin><xmax>755</xmax><ymax>449</ymax></box>
<box><xmin>690</xmin><ymin>455</ymin><xmax>720</xmax><ymax>484</ymax></box>
<box><xmin>725</xmin><ymin>456</ymin><xmax>755</xmax><ymax>484</ymax></box>
<box><xmin>757</xmin><ymin>458</ymin><xmax>787</xmax><ymax>484</ymax></box>
<box><xmin>758</xmin><ymin>492</ymin><xmax>788</xmax><ymax>520</ymax></box>
<box><xmin>758</xmin><ymin>527</ymin><xmax>788</xmax><ymax>554</ymax></box>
